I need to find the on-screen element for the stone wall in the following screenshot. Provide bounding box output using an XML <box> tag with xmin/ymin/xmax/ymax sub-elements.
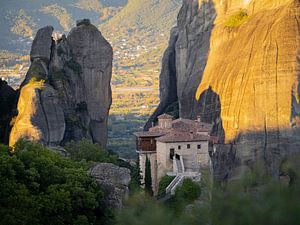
<box><xmin>139</xmin><ymin>152</ymin><xmax>158</xmax><ymax>194</ymax></box>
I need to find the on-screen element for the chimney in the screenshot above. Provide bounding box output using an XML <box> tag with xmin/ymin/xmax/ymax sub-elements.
<box><xmin>197</xmin><ymin>115</ymin><xmax>201</xmax><ymax>122</ymax></box>
<box><xmin>158</xmin><ymin>114</ymin><xmax>173</xmax><ymax>129</ymax></box>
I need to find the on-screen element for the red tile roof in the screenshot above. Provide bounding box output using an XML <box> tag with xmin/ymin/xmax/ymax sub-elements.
<box><xmin>155</xmin><ymin>131</ymin><xmax>209</xmax><ymax>143</ymax></box>
<box><xmin>157</xmin><ymin>113</ymin><xmax>173</xmax><ymax>119</ymax></box>
<box><xmin>134</xmin><ymin>117</ymin><xmax>214</xmax><ymax>143</ymax></box>
<box><xmin>133</xmin><ymin>131</ymin><xmax>166</xmax><ymax>137</ymax></box>
<box><xmin>171</xmin><ymin>118</ymin><xmax>211</xmax><ymax>132</ymax></box>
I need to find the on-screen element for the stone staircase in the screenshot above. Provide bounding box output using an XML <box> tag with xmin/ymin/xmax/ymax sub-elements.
<box><xmin>165</xmin><ymin>175</ymin><xmax>185</xmax><ymax>196</ymax></box>
<box><xmin>176</xmin><ymin>158</ymin><xmax>184</xmax><ymax>173</ymax></box>
<box><xmin>164</xmin><ymin>155</ymin><xmax>201</xmax><ymax>198</ymax></box>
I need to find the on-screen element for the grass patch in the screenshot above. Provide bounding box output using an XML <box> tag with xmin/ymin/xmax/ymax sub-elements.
<box><xmin>27</xmin><ymin>77</ymin><xmax>45</xmax><ymax>89</ymax></box>
<box><xmin>26</xmin><ymin>61</ymin><xmax>47</xmax><ymax>81</ymax></box>
<box><xmin>224</xmin><ymin>9</ymin><xmax>249</xmax><ymax>27</ymax></box>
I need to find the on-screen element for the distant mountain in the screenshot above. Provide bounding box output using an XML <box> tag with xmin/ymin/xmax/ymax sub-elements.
<box><xmin>101</xmin><ymin>0</ymin><xmax>181</xmax><ymax>32</ymax></box>
<box><xmin>0</xmin><ymin>0</ymin><xmax>128</xmax><ymax>53</ymax></box>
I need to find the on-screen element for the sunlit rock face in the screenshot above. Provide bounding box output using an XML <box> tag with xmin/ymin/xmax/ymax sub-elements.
<box><xmin>9</xmin><ymin>81</ymin><xmax>65</xmax><ymax>146</ymax></box>
<box><xmin>150</xmin><ymin>0</ymin><xmax>300</xmax><ymax>181</ymax></box>
<box><xmin>196</xmin><ymin>0</ymin><xmax>300</xmax><ymax>142</ymax></box>
<box><xmin>9</xmin><ymin>19</ymin><xmax>112</xmax><ymax>147</ymax></box>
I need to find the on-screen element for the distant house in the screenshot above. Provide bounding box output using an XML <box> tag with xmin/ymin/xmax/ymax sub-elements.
<box><xmin>134</xmin><ymin>114</ymin><xmax>218</xmax><ymax>195</ymax></box>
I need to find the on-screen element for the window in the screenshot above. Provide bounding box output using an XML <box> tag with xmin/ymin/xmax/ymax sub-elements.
<box><xmin>187</xmin><ymin>144</ymin><xmax>190</xmax><ymax>149</ymax></box>
<box><xmin>178</xmin><ymin>145</ymin><xmax>181</xmax><ymax>150</ymax></box>
<box><xmin>197</xmin><ymin>144</ymin><xmax>201</xmax><ymax>149</ymax></box>
<box><xmin>170</xmin><ymin>148</ymin><xmax>175</xmax><ymax>159</ymax></box>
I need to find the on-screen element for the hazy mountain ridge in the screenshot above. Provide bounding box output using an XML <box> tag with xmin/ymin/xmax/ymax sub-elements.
<box><xmin>0</xmin><ymin>0</ymin><xmax>127</xmax><ymax>52</ymax></box>
<box><xmin>101</xmin><ymin>0</ymin><xmax>181</xmax><ymax>31</ymax></box>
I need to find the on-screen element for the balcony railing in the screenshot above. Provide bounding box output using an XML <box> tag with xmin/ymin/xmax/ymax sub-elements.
<box><xmin>136</xmin><ymin>148</ymin><xmax>157</xmax><ymax>154</ymax></box>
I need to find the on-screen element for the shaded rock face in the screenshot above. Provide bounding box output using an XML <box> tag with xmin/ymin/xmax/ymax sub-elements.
<box><xmin>145</xmin><ymin>27</ymin><xmax>179</xmax><ymax>130</ymax></box>
<box><xmin>0</xmin><ymin>79</ymin><xmax>18</xmax><ymax>144</ymax></box>
<box><xmin>10</xmin><ymin>19</ymin><xmax>112</xmax><ymax>147</ymax></box>
<box><xmin>90</xmin><ymin>163</ymin><xmax>131</xmax><ymax>209</ymax></box>
<box><xmin>150</xmin><ymin>0</ymin><xmax>300</xmax><ymax>181</ymax></box>
<box><xmin>30</xmin><ymin>26</ymin><xmax>54</xmax><ymax>63</ymax></box>
<box><xmin>146</xmin><ymin>0</ymin><xmax>216</xmax><ymax>129</ymax></box>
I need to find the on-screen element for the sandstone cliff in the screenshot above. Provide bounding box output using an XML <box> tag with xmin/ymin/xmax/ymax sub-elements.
<box><xmin>9</xmin><ymin>19</ymin><xmax>112</xmax><ymax>147</ymax></box>
<box><xmin>149</xmin><ymin>0</ymin><xmax>300</xmax><ymax>181</ymax></box>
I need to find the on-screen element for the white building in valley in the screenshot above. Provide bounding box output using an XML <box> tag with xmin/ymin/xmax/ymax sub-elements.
<box><xmin>134</xmin><ymin>114</ymin><xmax>218</xmax><ymax>195</ymax></box>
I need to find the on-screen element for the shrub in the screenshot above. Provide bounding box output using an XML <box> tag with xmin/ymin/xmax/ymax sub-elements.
<box><xmin>116</xmin><ymin>193</ymin><xmax>184</xmax><ymax>225</ymax></box>
<box><xmin>176</xmin><ymin>178</ymin><xmax>201</xmax><ymax>202</ymax></box>
<box><xmin>28</xmin><ymin>77</ymin><xmax>45</xmax><ymax>89</ymax></box>
<box><xmin>65</xmin><ymin>139</ymin><xmax>117</xmax><ymax>165</ymax></box>
<box><xmin>224</xmin><ymin>9</ymin><xmax>249</xmax><ymax>27</ymax></box>
<box><xmin>165</xmin><ymin>178</ymin><xmax>201</xmax><ymax>215</ymax></box>
<box><xmin>27</xmin><ymin>61</ymin><xmax>47</xmax><ymax>81</ymax></box>
<box><xmin>158</xmin><ymin>175</ymin><xmax>175</xmax><ymax>197</ymax></box>
<box><xmin>211</xmin><ymin>168</ymin><xmax>300</xmax><ymax>225</ymax></box>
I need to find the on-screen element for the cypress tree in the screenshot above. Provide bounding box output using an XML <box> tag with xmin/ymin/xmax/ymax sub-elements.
<box><xmin>135</xmin><ymin>156</ymin><xmax>142</xmax><ymax>185</ymax></box>
<box><xmin>130</xmin><ymin>156</ymin><xmax>142</xmax><ymax>191</ymax></box>
<box><xmin>144</xmin><ymin>156</ymin><xmax>153</xmax><ymax>195</ymax></box>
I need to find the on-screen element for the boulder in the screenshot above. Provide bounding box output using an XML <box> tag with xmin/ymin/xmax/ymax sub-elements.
<box><xmin>90</xmin><ymin>163</ymin><xmax>131</xmax><ymax>209</ymax></box>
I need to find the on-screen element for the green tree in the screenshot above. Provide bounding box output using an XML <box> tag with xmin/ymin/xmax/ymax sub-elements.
<box><xmin>0</xmin><ymin>140</ymin><xmax>114</xmax><ymax>225</ymax></box>
<box><xmin>157</xmin><ymin>175</ymin><xmax>175</xmax><ymax>197</ymax></box>
<box><xmin>65</xmin><ymin>139</ymin><xmax>117</xmax><ymax>165</ymax></box>
<box><xmin>129</xmin><ymin>157</ymin><xmax>142</xmax><ymax>192</ymax></box>
<box><xmin>144</xmin><ymin>156</ymin><xmax>153</xmax><ymax>195</ymax></box>
<box><xmin>165</xmin><ymin>178</ymin><xmax>202</xmax><ymax>215</ymax></box>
